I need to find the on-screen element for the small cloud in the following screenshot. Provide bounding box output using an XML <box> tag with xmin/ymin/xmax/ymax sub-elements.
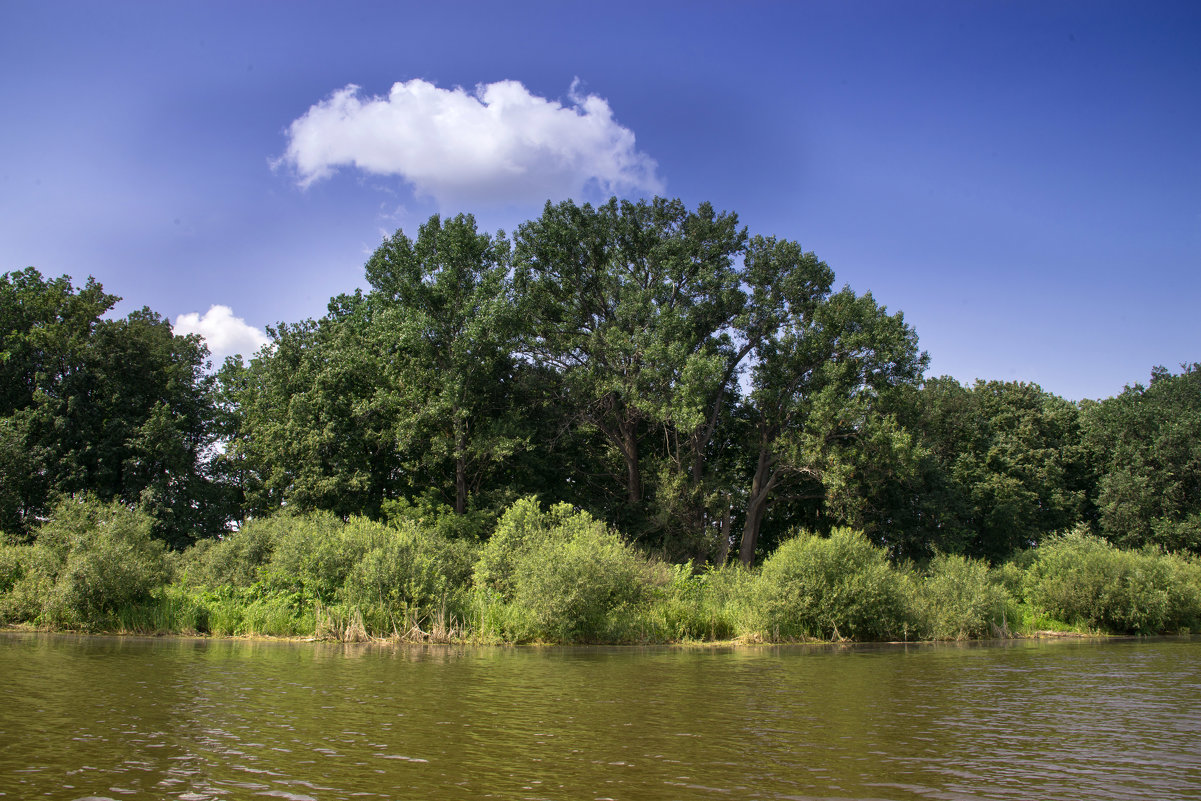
<box><xmin>275</xmin><ymin>78</ymin><xmax>664</xmax><ymax>208</ymax></box>
<box><xmin>173</xmin><ymin>305</ymin><xmax>269</xmax><ymax>363</ymax></box>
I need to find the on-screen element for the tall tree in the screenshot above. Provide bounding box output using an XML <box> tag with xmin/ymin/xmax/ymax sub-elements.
<box><xmin>737</xmin><ymin>281</ymin><xmax>926</xmax><ymax>566</ymax></box>
<box><xmin>0</xmin><ymin>268</ymin><xmax>221</xmax><ymax>545</ymax></box>
<box><xmin>878</xmin><ymin>377</ymin><xmax>1088</xmax><ymax>562</ymax></box>
<box><xmin>513</xmin><ymin>197</ymin><xmax>747</xmax><ymax>546</ymax></box>
<box><xmin>227</xmin><ymin>294</ymin><xmax>401</xmax><ymax>520</ymax></box>
<box><xmin>365</xmin><ymin>213</ymin><xmax>522</xmax><ymax>515</ymax></box>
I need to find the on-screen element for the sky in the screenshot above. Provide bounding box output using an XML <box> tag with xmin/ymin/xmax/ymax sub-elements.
<box><xmin>1</xmin><ymin>1</ymin><xmax>1198</xmax><ymax>400</ymax></box>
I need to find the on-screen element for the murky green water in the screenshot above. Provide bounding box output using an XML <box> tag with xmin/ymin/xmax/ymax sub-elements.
<box><xmin>1</xmin><ymin>634</ymin><xmax>1199</xmax><ymax>800</ymax></box>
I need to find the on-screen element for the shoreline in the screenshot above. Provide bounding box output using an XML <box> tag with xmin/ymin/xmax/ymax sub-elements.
<box><xmin>0</xmin><ymin>622</ymin><xmax>1122</xmax><ymax>648</ymax></box>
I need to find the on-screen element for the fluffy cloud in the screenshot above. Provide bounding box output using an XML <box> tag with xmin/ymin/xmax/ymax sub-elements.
<box><xmin>276</xmin><ymin>79</ymin><xmax>664</xmax><ymax>207</ymax></box>
<box><xmin>173</xmin><ymin>305</ymin><xmax>269</xmax><ymax>363</ymax></box>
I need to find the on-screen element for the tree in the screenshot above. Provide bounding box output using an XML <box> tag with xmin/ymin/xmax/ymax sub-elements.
<box><xmin>365</xmin><ymin>213</ymin><xmax>522</xmax><ymax>516</ymax></box>
<box><xmin>0</xmin><ymin>268</ymin><xmax>221</xmax><ymax>546</ymax></box>
<box><xmin>737</xmin><ymin>282</ymin><xmax>926</xmax><ymax>566</ymax></box>
<box><xmin>513</xmin><ymin>197</ymin><xmax>748</xmax><ymax>549</ymax></box>
<box><xmin>881</xmin><ymin>377</ymin><xmax>1088</xmax><ymax>562</ymax></box>
<box><xmin>227</xmin><ymin>294</ymin><xmax>402</xmax><ymax>520</ymax></box>
<box><xmin>1081</xmin><ymin>364</ymin><xmax>1201</xmax><ymax>552</ymax></box>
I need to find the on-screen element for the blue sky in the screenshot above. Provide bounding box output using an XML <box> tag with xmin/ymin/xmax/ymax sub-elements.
<box><xmin>2</xmin><ymin>1</ymin><xmax>1198</xmax><ymax>400</ymax></box>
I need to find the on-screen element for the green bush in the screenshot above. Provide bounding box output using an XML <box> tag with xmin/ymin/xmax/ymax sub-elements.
<box><xmin>917</xmin><ymin>553</ymin><xmax>1009</xmax><ymax>639</ymax></box>
<box><xmin>262</xmin><ymin>511</ymin><xmax>366</xmax><ymax>602</ymax></box>
<box><xmin>339</xmin><ymin>518</ymin><xmax>478</xmax><ymax>635</ymax></box>
<box><xmin>473</xmin><ymin>496</ymin><xmax>561</xmax><ymax>597</ymax></box>
<box><xmin>12</xmin><ymin>497</ymin><xmax>168</xmax><ymax>628</ymax></box>
<box><xmin>179</xmin><ymin>517</ymin><xmax>282</xmax><ymax>588</ymax></box>
<box><xmin>1025</xmin><ymin>529</ymin><xmax>1201</xmax><ymax>633</ymax></box>
<box><xmin>474</xmin><ymin>497</ymin><xmax>651</xmax><ymax>642</ymax></box>
<box><xmin>0</xmin><ymin>542</ymin><xmax>26</xmax><ymax>595</ymax></box>
<box><xmin>751</xmin><ymin>528</ymin><xmax>915</xmax><ymax>641</ymax></box>
<box><xmin>0</xmin><ymin>542</ymin><xmax>31</xmax><ymax>623</ymax></box>
<box><xmin>641</xmin><ymin>563</ymin><xmax>749</xmax><ymax>641</ymax></box>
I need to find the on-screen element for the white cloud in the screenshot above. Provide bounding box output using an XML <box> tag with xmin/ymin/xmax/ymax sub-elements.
<box><xmin>276</xmin><ymin>78</ymin><xmax>664</xmax><ymax>207</ymax></box>
<box><xmin>173</xmin><ymin>305</ymin><xmax>269</xmax><ymax>363</ymax></box>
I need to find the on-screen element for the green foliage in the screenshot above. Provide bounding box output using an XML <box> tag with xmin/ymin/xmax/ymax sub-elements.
<box><xmin>642</xmin><ymin>563</ymin><xmax>750</xmax><ymax>641</ymax></box>
<box><xmin>381</xmin><ymin>493</ymin><xmax>492</xmax><ymax>541</ymax></box>
<box><xmin>514</xmin><ymin>197</ymin><xmax>751</xmax><ymax>542</ymax></box>
<box><xmin>0</xmin><ymin>268</ymin><xmax>225</xmax><ymax>545</ymax></box>
<box><xmin>1025</xmin><ymin>529</ymin><xmax>1201</xmax><ymax>633</ymax></box>
<box><xmin>225</xmin><ymin>304</ymin><xmax>401</xmax><ymax>520</ymax></box>
<box><xmin>884</xmin><ymin>378</ymin><xmax>1088</xmax><ymax>562</ymax></box>
<box><xmin>917</xmin><ymin>554</ymin><xmax>1008</xmax><ymax>639</ymax></box>
<box><xmin>0</xmin><ymin>542</ymin><xmax>31</xmax><ymax>623</ymax></box>
<box><xmin>339</xmin><ymin>518</ymin><xmax>478</xmax><ymax>635</ymax></box>
<box><xmin>178</xmin><ymin>516</ymin><xmax>281</xmax><ymax>588</ymax></box>
<box><xmin>6</xmin><ymin>497</ymin><xmax>168</xmax><ymax>627</ymax></box>
<box><xmin>262</xmin><ymin>512</ymin><xmax>373</xmax><ymax>603</ymax></box>
<box><xmin>1081</xmin><ymin>364</ymin><xmax>1201</xmax><ymax>552</ymax></box>
<box><xmin>751</xmin><ymin>528</ymin><xmax>915</xmax><ymax>640</ymax></box>
<box><xmin>474</xmin><ymin>497</ymin><xmax>651</xmax><ymax>642</ymax></box>
<box><xmin>473</xmin><ymin>496</ymin><xmax>564</xmax><ymax>597</ymax></box>
<box><xmin>737</xmin><ymin>280</ymin><xmax>927</xmax><ymax>565</ymax></box>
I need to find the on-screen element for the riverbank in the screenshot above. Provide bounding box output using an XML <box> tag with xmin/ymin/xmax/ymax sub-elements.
<box><xmin>3</xmin><ymin>497</ymin><xmax>1199</xmax><ymax>644</ymax></box>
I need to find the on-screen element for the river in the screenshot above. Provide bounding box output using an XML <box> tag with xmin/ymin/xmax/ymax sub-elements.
<box><xmin>1</xmin><ymin>633</ymin><xmax>1199</xmax><ymax>800</ymax></box>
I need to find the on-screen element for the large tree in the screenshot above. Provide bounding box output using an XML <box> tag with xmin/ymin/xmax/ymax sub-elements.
<box><xmin>874</xmin><ymin>377</ymin><xmax>1088</xmax><ymax>562</ymax></box>
<box><xmin>226</xmin><ymin>292</ymin><xmax>403</xmax><ymax>520</ymax></box>
<box><xmin>513</xmin><ymin>197</ymin><xmax>748</xmax><ymax>548</ymax></box>
<box><xmin>365</xmin><ymin>213</ymin><xmax>522</xmax><ymax>515</ymax></box>
<box><xmin>736</xmin><ymin>274</ymin><xmax>926</xmax><ymax>565</ymax></box>
<box><xmin>0</xmin><ymin>268</ymin><xmax>221</xmax><ymax>546</ymax></box>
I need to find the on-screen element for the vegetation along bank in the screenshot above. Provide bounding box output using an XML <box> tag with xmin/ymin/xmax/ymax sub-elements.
<box><xmin>2</xmin><ymin>197</ymin><xmax>1198</xmax><ymax>642</ymax></box>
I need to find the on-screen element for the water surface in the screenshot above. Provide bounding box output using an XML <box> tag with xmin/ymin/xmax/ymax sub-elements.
<box><xmin>2</xmin><ymin>633</ymin><xmax>1199</xmax><ymax>800</ymax></box>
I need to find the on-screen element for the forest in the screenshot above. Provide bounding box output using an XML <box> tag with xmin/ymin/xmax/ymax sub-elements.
<box><xmin>2</xmin><ymin>197</ymin><xmax>1199</xmax><ymax>642</ymax></box>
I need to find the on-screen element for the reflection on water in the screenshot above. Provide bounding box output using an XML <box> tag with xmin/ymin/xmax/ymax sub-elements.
<box><xmin>1</xmin><ymin>634</ymin><xmax>1199</xmax><ymax>800</ymax></box>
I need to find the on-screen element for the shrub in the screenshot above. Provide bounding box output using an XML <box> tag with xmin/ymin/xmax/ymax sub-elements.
<box><xmin>0</xmin><ymin>542</ymin><xmax>26</xmax><ymax>595</ymax></box>
<box><xmin>474</xmin><ymin>497</ymin><xmax>651</xmax><ymax>642</ymax></box>
<box><xmin>473</xmin><ymin>496</ymin><xmax>562</xmax><ymax>597</ymax></box>
<box><xmin>0</xmin><ymin>542</ymin><xmax>32</xmax><ymax>623</ymax></box>
<box><xmin>262</xmin><ymin>511</ymin><xmax>365</xmax><ymax>602</ymax></box>
<box><xmin>15</xmin><ymin>497</ymin><xmax>168</xmax><ymax>627</ymax></box>
<box><xmin>751</xmin><ymin>528</ymin><xmax>915</xmax><ymax>641</ymax></box>
<box><xmin>339</xmin><ymin>518</ymin><xmax>478</xmax><ymax>635</ymax></box>
<box><xmin>179</xmin><ymin>517</ymin><xmax>282</xmax><ymax>588</ymax></box>
<box><xmin>642</xmin><ymin>563</ymin><xmax>750</xmax><ymax>642</ymax></box>
<box><xmin>1025</xmin><ymin>529</ymin><xmax>1201</xmax><ymax>633</ymax></box>
<box><xmin>917</xmin><ymin>553</ymin><xmax>1009</xmax><ymax>639</ymax></box>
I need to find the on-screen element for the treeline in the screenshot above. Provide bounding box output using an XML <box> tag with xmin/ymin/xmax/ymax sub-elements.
<box><xmin>2</xmin><ymin>196</ymin><xmax>1198</xmax><ymax>570</ymax></box>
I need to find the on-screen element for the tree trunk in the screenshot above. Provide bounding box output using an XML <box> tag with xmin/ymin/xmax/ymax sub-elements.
<box><xmin>739</xmin><ymin>447</ymin><xmax>775</xmax><ymax>566</ymax></box>
<box><xmin>619</xmin><ymin>420</ymin><xmax>641</xmax><ymax>504</ymax></box>
<box><xmin>454</xmin><ymin>419</ymin><xmax>467</xmax><ymax>516</ymax></box>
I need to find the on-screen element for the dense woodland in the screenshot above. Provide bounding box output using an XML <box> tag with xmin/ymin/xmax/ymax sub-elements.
<box><xmin>2</xmin><ymin>197</ymin><xmax>1199</xmax><ymax>641</ymax></box>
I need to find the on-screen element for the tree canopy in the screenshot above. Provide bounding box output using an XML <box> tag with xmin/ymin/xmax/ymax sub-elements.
<box><xmin>2</xmin><ymin>201</ymin><xmax>1196</xmax><ymax>566</ymax></box>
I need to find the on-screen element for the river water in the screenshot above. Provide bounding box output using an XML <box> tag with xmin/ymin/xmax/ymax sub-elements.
<box><xmin>1</xmin><ymin>633</ymin><xmax>1199</xmax><ymax>800</ymax></box>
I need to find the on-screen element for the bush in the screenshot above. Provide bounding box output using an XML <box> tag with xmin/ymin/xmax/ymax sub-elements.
<box><xmin>261</xmin><ymin>511</ymin><xmax>365</xmax><ymax>602</ymax></box>
<box><xmin>339</xmin><ymin>518</ymin><xmax>478</xmax><ymax>635</ymax></box>
<box><xmin>474</xmin><ymin>497</ymin><xmax>651</xmax><ymax>642</ymax></box>
<box><xmin>1025</xmin><ymin>529</ymin><xmax>1201</xmax><ymax>633</ymax></box>
<box><xmin>179</xmin><ymin>517</ymin><xmax>282</xmax><ymax>588</ymax></box>
<box><xmin>917</xmin><ymin>553</ymin><xmax>1009</xmax><ymax>639</ymax></box>
<box><xmin>641</xmin><ymin>563</ymin><xmax>750</xmax><ymax>642</ymax></box>
<box><xmin>751</xmin><ymin>528</ymin><xmax>915</xmax><ymax>641</ymax></box>
<box><xmin>12</xmin><ymin>497</ymin><xmax>168</xmax><ymax>628</ymax></box>
<box><xmin>0</xmin><ymin>542</ymin><xmax>31</xmax><ymax>623</ymax></box>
